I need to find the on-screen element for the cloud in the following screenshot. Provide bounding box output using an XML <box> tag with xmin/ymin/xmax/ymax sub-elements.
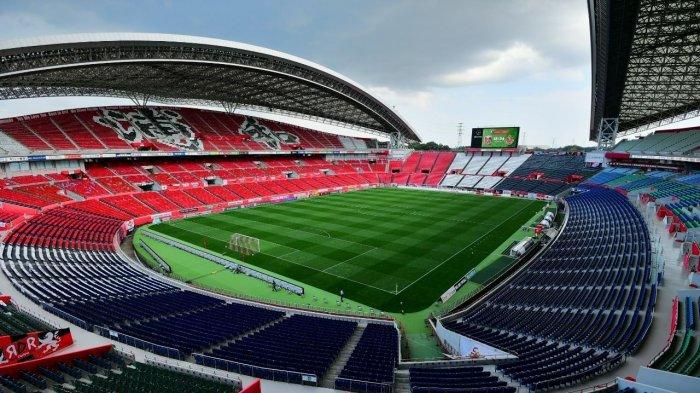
<box><xmin>366</xmin><ymin>86</ymin><xmax>435</xmax><ymax>110</ymax></box>
<box><xmin>437</xmin><ymin>42</ymin><xmax>550</xmax><ymax>86</ymax></box>
<box><xmin>0</xmin><ymin>12</ymin><xmax>62</xmax><ymax>40</ymax></box>
<box><xmin>0</xmin><ymin>2</ymin><xmax>125</xmax><ymax>42</ymax></box>
<box><xmin>0</xmin><ymin>0</ymin><xmax>632</xmax><ymax>147</ymax></box>
<box><xmin>292</xmin><ymin>0</ymin><xmax>592</xmax><ymax>90</ymax></box>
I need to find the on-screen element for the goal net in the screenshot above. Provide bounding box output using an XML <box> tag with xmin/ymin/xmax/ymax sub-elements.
<box><xmin>229</xmin><ymin>233</ymin><xmax>261</xmax><ymax>257</ymax></box>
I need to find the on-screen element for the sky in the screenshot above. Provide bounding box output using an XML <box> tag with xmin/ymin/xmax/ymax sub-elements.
<box><xmin>1</xmin><ymin>0</ymin><xmax>696</xmax><ymax>147</ymax></box>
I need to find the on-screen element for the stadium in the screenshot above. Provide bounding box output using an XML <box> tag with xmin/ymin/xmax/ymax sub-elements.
<box><xmin>0</xmin><ymin>1</ymin><xmax>697</xmax><ymax>393</ymax></box>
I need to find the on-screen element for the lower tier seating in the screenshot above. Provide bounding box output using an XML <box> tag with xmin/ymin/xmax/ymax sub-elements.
<box><xmin>410</xmin><ymin>366</ymin><xmax>514</xmax><ymax>393</ymax></box>
<box><xmin>652</xmin><ymin>297</ymin><xmax>700</xmax><ymax>376</ymax></box>
<box><xmin>0</xmin><ymin>302</ymin><xmax>54</xmax><ymax>336</ymax></box>
<box><xmin>204</xmin><ymin>315</ymin><xmax>357</xmax><ymax>381</ymax></box>
<box><xmin>442</xmin><ymin>188</ymin><xmax>654</xmax><ymax>391</ymax></box>
<box><xmin>336</xmin><ymin>324</ymin><xmax>399</xmax><ymax>391</ymax></box>
<box><xmin>1</xmin><ymin>349</ymin><xmax>239</xmax><ymax>393</ymax></box>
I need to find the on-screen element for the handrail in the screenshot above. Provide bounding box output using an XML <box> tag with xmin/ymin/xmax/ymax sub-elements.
<box><xmin>647</xmin><ymin>296</ymin><xmax>680</xmax><ymax>367</ymax></box>
<box><xmin>194</xmin><ymin>353</ymin><xmax>318</xmax><ymax>385</ymax></box>
<box><xmin>94</xmin><ymin>325</ymin><xmax>182</xmax><ymax>360</ymax></box>
<box><xmin>335</xmin><ymin>376</ymin><xmax>394</xmax><ymax>393</ymax></box>
<box><xmin>144</xmin><ymin>354</ymin><xmax>242</xmax><ymax>388</ymax></box>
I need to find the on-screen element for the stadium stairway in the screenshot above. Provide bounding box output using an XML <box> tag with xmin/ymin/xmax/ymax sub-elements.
<box><xmin>394</xmin><ymin>369</ymin><xmax>411</xmax><ymax>393</ymax></box>
<box><xmin>319</xmin><ymin>323</ymin><xmax>366</xmax><ymax>388</ymax></box>
<box><xmin>487</xmin><ymin>364</ymin><xmax>527</xmax><ymax>391</ymax></box>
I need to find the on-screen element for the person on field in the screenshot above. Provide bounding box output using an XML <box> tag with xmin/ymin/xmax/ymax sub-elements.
<box><xmin>340</xmin><ymin>289</ymin><xmax>345</xmax><ymax>302</ymax></box>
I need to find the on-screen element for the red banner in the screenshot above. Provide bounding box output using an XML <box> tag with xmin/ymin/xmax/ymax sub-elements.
<box><xmin>241</xmin><ymin>379</ymin><xmax>261</xmax><ymax>393</ymax></box>
<box><xmin>0</xmin><ymin>329</ymin><xmax>73</xmax><ymax>366</ymax></box>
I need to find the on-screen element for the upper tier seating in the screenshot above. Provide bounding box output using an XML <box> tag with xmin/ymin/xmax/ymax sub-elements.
<box><xmin>507</xmin><ymin>154</ymin><xmax>591</xmax><ymax>180</ymax></box>
<box><xmin>0</xmin><ymin>120</ymin><xmax>56</xmax><ymax>151</ymax></box>
<box><xmin>74</xmin><ymin>110</ymin><xmax>133</xmax><ymax>150</ymax></box>
<box><xmin>442</xmin><ymin>188</ymin><xmax>654</xmax><ymax>391</ymax></box>
<box><xmin>0</xmin><ymin>129</ymin><xmax>32</xmax><ymax>155</ymax></box>
<box><xmin>614</xmin><ymin>129</ymin><xmax>700</xmax><ymax>157</ymax></box>
<box><xmin>647</xmin><ymin>177</ymin><xmax>700</xmax><ymax>227</ymax></box>
<box><xmin>616</xmin><ymin>171</ymin><xmax>674</xmax><ymax>191</ymax></box>
<box><xmin>493</xmin><ymin>153</ymin><xmax>596</xmax><ymax>195</ymax></box>
<box><xmin>0</xmin><ymin>106</ymin><xmax>373</xmax><ymax>154</ymax></box>
<box><xmin>583</xmin><ymin>168</ymin><xmax>638</xmax><ymax>186</ymax></box>
<box><xmin>586</xmin><ymin>170</ymin><xmax>700</xmax><ymax>230</ymax></box>
<box><xmin>51</xmin><ymin>113</ymin><xmax>106</xmax><ymax>150</ymax></box>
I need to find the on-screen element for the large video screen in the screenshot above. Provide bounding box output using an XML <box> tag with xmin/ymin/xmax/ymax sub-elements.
<box><xmin>471</xmin><ymin>127</ymin><xmax>520</xmax><ymax>148</ymax></box>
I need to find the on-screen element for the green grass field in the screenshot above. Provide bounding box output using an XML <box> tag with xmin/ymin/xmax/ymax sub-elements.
<box><xmin>148</xmin><ymin>188</ymin><xmax>544</xmax><ymax>312</ymax></box>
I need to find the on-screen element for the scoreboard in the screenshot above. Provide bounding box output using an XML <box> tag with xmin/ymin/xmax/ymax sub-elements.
<box><xmin>471</xmin><ymin>127</ymin><xmax>520</xmax><ymax>148</ymax></box>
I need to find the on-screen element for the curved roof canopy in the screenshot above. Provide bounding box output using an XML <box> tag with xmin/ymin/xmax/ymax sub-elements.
<box><xmin>0</xmin><ymin>33</ymin><xmax>419</xmax><ymax>141</ymax></box>
<box><xmin>589</xmin><ymin>0</ymin><xmax>700</xmax><ymax>140</ymax></box>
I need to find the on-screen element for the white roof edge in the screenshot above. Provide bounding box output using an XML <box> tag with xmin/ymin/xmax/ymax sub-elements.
<box><xmin>0</xmin><ymin>32</ymin><xmax>419</xmax><ymax>140</ymax></box>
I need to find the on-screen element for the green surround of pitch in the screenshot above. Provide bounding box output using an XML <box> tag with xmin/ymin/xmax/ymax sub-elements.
<box><xmin>134</xmin><ymin>188</ymin><xmax>548</xmax><ymax>360</ymax></box>
<box><xmin>143</xmin><ymin>188</ymin><xmax>544</xmax><ymax>312</ymax></box>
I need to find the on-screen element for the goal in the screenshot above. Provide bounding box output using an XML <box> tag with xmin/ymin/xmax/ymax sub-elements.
<box><xmin>229</xmin><ymin>233</ymin><xmax>261</xmax><ymax>257</ymax></box>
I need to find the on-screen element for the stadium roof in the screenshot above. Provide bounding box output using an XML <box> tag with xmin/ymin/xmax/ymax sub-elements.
<box><xmin>0</xmin><ymin>33</ymin><xmax>419</xmax><ymax>141</ymax></box>
<box><xmin>589</xmin><ymin>0</ymin><xmax>700</xmax><ymax>141</ymax></box>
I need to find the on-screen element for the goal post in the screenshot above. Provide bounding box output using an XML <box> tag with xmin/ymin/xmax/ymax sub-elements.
<box><xmin>229</xmin><ymin>233</ymin><xmax>261</xmax><ymax>257</ymax></box>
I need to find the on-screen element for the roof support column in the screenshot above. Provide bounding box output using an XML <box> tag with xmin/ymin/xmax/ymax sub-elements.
<box><xmin>596</xmin><ymin>118</ymin><xmax>619</xmax><ymax>151</ymax></box>
<box><xmin>127</xmin><ymin>93</ymin><xmax>151</xmax><ymax>107</ymax></box>
<box><xmin>389</xmin><ymin>131</ymin><xmax>407</xmax><ymax>149</ymax></box>
<box><xmin>221</xmin><ymin>101</ymin><xmax>238</xmax><ymax>115</ymax></box>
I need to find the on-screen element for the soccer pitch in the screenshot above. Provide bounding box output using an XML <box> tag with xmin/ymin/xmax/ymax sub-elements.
<box><xmin>148</xmin><ymin>188</ymin><xmax>544</xmax><ymax>312</ymax></box>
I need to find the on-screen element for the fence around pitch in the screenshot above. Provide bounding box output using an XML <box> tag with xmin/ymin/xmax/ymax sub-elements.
<box><xmin>164</xmin><ymin>269</ymin><xmax>393</xmax><ymax>320</ymax></box>
<box><xmin>193</xmin><ymin>353</ymin><xmax>317</xmax><ymax>386</ymax></box>
<box><xmin>94</xmin><ymin>325</ymin><xmax>182</xmax><ymax>360</ymax></box>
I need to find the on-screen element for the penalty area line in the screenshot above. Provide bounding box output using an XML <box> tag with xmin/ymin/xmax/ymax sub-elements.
<box><xmin>395</xmin><ymin>200</ymin><xmax>538</xmax><ymax>295</ymax></box>
<box><xmin>154</xmin><ymin>223</ymin><xmax>397</xmax><ymax>295</ymax></box>
<box><xmin>321</xmin><ymin>246</ymin><xmax>378</xmax><ymax>273</ymax></box>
